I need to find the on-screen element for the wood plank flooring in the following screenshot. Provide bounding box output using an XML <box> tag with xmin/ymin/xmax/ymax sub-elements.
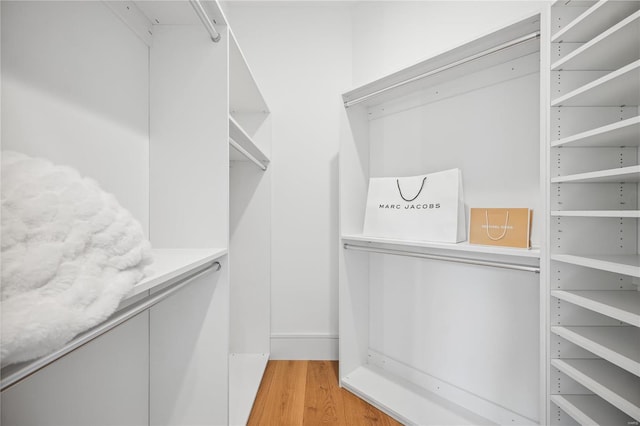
<box><xmin>247</xmin><ymin>361</ymin><xmax>403</xmax><ymax>426</ymax></box>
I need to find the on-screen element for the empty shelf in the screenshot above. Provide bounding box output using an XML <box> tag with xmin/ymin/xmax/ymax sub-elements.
<box><xmin>551</xmin><ymin>254</ymin><xmax>640</xmax><ymax>277</ymax></box>
<box><xmin>552</xmin><ymin>290</ymin><xmax>640</xmax><ymax>326</ymax></box>
<box><xmin>552</xmin><ymin>10</ymin><xmax>640</xmax><ymax>71</ymax></box>
<box><xmin>551</xmin><ymin>165</ymin><xmax>640</xmax><ymax>183</ymax></box>
<box><xmin>551</xmin><ymin>358</ymin><xmax>640</xmax><ymax>419</ymax></box>
<box><xmin>552</xmin><ymin>0</ymin><xmax>640</xmax><ymax>43</ymax></box>
<box><xmin>551</xmin><ymin>326</ymin><xmax>640</xmax><ymax>375</ymax></box>
<box><xmin>551</xmin><ymin>116</ymin><xmax>640</xmax><ymax>148</ymax></box>
<box><xmin>229</xmin><ymin>115</ymin><xmax>269</xmax><ymax>170</ymax></box>
<box><xmin>551</xmin><ymin>394</ymin><xmax>636</xmax><ymax>426</ymax></box>
<box><xmin>551</xmin><ymin>60</ymin><xmax>640</xmax><ymax>107</ymax></box>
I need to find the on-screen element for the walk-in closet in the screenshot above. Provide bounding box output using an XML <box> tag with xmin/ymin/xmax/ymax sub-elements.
<box><xmin>1</xmin><ymin>1</ymin><xmax>638</xmax><ymax>425</ymax></box>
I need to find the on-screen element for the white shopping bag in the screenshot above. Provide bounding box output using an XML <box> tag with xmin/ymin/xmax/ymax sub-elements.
<box><xmin>363</xmin><ymin>169</ymin><xmax>466</xmax><ymax>243</ymax></box>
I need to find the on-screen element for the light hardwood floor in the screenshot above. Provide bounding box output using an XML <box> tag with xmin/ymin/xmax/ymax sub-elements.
<box><xmin>247</xmin><ymin>360</ymin><xmax>403</xmax><ymax>425</ymax></box>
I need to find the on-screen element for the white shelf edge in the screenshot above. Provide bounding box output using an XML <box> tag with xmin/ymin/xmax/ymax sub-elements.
<box><xmin>551</xmin><ymin>254</ymin><xmax>640</xmax><ymax>277</ymax></box>
<box><xmin>129</xmin><ymin>247</ymin><xmax>228</xmax><ymax>298</ymax></box>
<box><xmin>551</xmin><ymin>165</ymin><xmax>640</xmax><ymax>183</ymax></box>
<box><xmin>551</xmin><ymin>290</ymin><xmax>640</xmax><ymax>326</ymax></box>
<box><xmin>550</xmin><ymin>326</ymin><xmax>640</xmax><ymax>375</ymax></box>
<box><xmin>551</xmin><ymin>210</ymin><xmax>640</xmax><ymax>218</ymax></box>
<box><xmin>229</xmin><ymin>115</ymin><xmax>269</xmax><ymax>168</ymax></box>
<box><xmin>551</xmin><ymin>9</ymin><xmax>640</xmax><ymax>70</ymax></box>
<box><xmin>551</xmin><ymin>359</ymin><xmax>640</xmax><ymax>420</ymax></box>
<box><xmin>342</xmin><ymin>234</ymin><xmax>541</xmax><ymax>259</ymax></box>
<box><xmin>229</xmin><ymin>353</ymin><xmax>269</xmax><ymax>426</ymax></box>
<box><xmin>551</xmin><ymin>394</ymin><xmax>635</xmax><ymax>426</ymax></box>
<box><xmin>551</xmin><ymin>116</ymin><xmax>640</xmax><ymax>148</ymax></box>
<box><xmin>551</xmin><ymin>59</ymin><xmax>640</xmax><ymax>107</ymax></box>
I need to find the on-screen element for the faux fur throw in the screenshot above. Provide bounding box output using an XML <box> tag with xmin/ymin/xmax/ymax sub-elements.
<box><xmin>1</xmin><ymin>151</ymin><xmax>152</xmax><ymax>366</ymax></box>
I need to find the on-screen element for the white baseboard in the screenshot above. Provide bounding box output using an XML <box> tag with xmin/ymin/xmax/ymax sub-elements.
<box><xmin>270</xmin><ymin>333</ymin><xmax>338</xmax><ymax>360</ymax></box>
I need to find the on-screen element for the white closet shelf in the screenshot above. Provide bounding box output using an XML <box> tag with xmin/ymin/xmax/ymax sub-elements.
<box><xmin>551</xmin><ymin>60</ymin><xmax>640</xmax><ymax>107</ymax></box>
<box><xmin>551</xmin><ymin>394</ymin><xmax>636</xmax><ymax>426</ymax></box>
<box><xmin>551</xmin><ymin>358</ymin><xmax>640</xmax><ymax>419</ymax></box>
<box><xmin>129</xmin><ymin>248</ymin><xmax>228</xmax><ymax>298</ymax></box>
<box><xmin>342</xmin><ymin>14</ymin><xmax>540</xmax><ymax>108</ymax></box>
<box><xmin>551</xmin><ymin>254</ymin><xmax>640</xmax><ymax>277</ymax></box>
<box><xmin>229</xmin><ymin>353</ymin><xmax>269</xmax><ymax>426</ymax></box>
<box><xmin>342</xmin><ymin>234</ymin><xmax>540</xmax><ymax>259</ymax></box>
<box><xmin>552</xmin><ymin>0</ymin><xmax>640</xmax><ymax>43</ymax></box>
<box><xmin>229</xmin><ymin>115</ymin><xmax>269</xmax><ymax>169</ymax></box>
<box><xmin>229</xmin><ymin>30</ymin><xmax>269</xmax><ymax>114</ymax></box>
<box><xmin>551</xmin><ymin>210</ymin><xmax>640</xmax><ymax>218</ymax></box>
<box><xmin>552</xmin><ymin>10</ymin><xmax>640</xmax><ymax>71</ymax></box>
<box><xmin>341</xmin><ymin>366</ymin><xmax>494</xmax><ymax>426</ymax></box>
<box><xmin>551</xmin><ymin>165</ymin><xmax>640</xmax><ymax>183</ymax></box>
<box><xmin>551</xmin><ymin>116</ymin><xmax>640</xmax><ymax>148</ymax></box>
<box><xmin>551</xmin><ymin>326</ymin><xmax>640</xmax><ymax>375</ymax></box>
<box><xmin>552</xmin><ymin>290</ymin><xmax>640</xmax><ymax>326</ymax></box>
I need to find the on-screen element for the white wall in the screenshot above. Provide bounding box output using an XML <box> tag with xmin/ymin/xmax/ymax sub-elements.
<box><xmin>352</xmin><ymin>1</ymin><xmax>545</xmax><ymax>87</ymax></box>
<box><xmin>225</xmin><ymin>2</ymin><xmax>353</xmax><ymax>359</ymax></box>
<box><xmin>226</xmin><ymin>0</ymin><xmax>545</xmax><ymax>359</ymax></box>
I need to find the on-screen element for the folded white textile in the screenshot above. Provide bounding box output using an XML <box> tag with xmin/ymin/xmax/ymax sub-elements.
<box><xmin>1</xmin><ymin>151</ymin><xmax>152</xmax><ymax>366</ymax></box>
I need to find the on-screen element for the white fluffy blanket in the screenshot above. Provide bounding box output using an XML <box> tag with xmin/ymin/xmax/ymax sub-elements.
<box><xmin>1</xmin><ymin>151</ymin><xmax>152</xmax><ymax>366</ymax></box>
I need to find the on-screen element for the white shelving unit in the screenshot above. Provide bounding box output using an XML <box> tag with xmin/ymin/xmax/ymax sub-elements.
<box><xmin>0</xmin><ymin>1</ymin><xmax>272</xmax><ymax>425</ymax></box>
<box><xmin>340</xmin><ymin>13</ymin><xmax>544</xmax><ymax>425</ymax></box>
<box><xmin>548</xmin><ymin>2</ymin><xmax>640</xmax><ymax>421</ymax></box>
<box><xmin>227</xmin><ymin>26</ymin><xmax>272</xmax><ymax>426</ymax></box>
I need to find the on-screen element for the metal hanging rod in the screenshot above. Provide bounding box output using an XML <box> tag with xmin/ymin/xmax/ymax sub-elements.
<box><xmin>229</xmin><ymin>138</ymin><xmax>268</xmax><ymax>171</ymax></box>
<box><xmin>0</xmin><ymin>261</ymin><xmax>222</xmax><ymax>392</ymax></box>
<box><xmin>344</xmin><ymin>244</ymin><xmax>540</xmax><ymax>274</ymax></box>
<box><xmin>344</xmin><ymin>31</ymin><xmax>540</xmax><ymax>108</ymax></box>
<box><xmin>189</xmin><ymin>0</ymin><xmax>221</xmax><ymax>43</ymax></box>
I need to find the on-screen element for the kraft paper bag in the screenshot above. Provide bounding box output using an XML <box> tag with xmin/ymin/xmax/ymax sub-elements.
<box><xmin>469</xmin><ymin>208</ymin><xmax>532</xmax><ymax>248</ymax></box>
<box><xmin>363</xmin><ymin>169</ymin><xmax>466</xmax><ymax>243</ymax></box>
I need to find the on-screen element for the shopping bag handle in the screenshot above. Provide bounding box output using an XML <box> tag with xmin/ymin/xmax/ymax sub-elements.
<box><xmin>396</xmin><ymin>177</ymin><xmax>427</xmax><ymax>202</ymax></box>
<box><xmin>485</xmin><ymin>210</ymin><xmax>509</xmax><ymax>240</ymax></box>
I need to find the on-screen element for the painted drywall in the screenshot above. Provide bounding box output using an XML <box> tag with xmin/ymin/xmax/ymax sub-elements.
<box><xmin>225</xmin><ymin>2</ymin><xmax>353</xmax><ymax>359</ymax></box>
<box><xmin>351</xmin><ymin>1</ymin><xmax>545</xmax><ymax>87</ymax></box>
<box><xmin>226</xmin><ymin>0</ymin><xmax>545</xmax><ymax>359</ymax></box>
